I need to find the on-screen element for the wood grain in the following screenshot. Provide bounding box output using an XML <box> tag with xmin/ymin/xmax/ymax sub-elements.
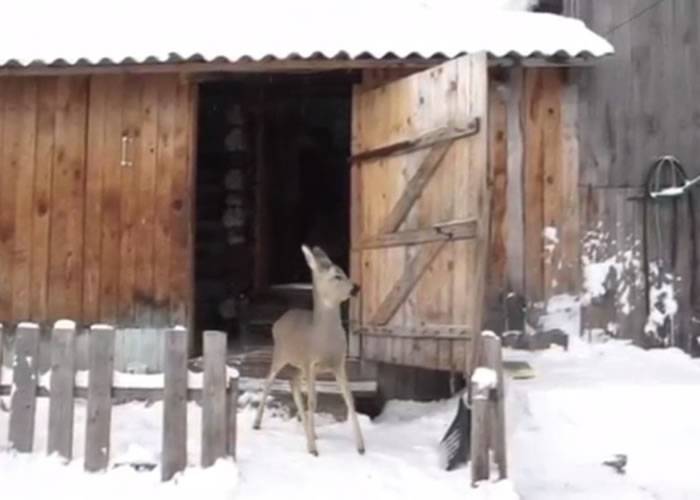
<box><xmin>8</xmin><ymin>323</ymin><xmax>40</xmax><ymax>452</ymax></box>
<box><xmin>11</xmin><ymin>79</ymin><xmax>38</xmax><ymax>321</ymax></box>
<box><xmin>84</xmin><ymin>325</ymin><xmax>115</xmax><ymax>471</ymax></box>
<box><xmin>162</xmin><ymin>327</ymin><xmax>188</xmax><ymax>481</ymax></box>
<box><xmin>201</xmin><ymin>330</ymin><xmax>227</xmax><ymax>467</ymax></box>
<box><xmin>48</xmin><ymin>322</ymin><xmax>76</xmax><ymax>460</ymax></box>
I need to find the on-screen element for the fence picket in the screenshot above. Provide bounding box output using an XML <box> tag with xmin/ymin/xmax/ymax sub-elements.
<box><xmin>0</xmin><ymin>321</ymin><xmax>238</xmax><ymax>480</ymax></box>
<box><xmin>162</xmin><ymin>327</ymin><xmax>188</xmax><ymax>481</ymax></box>
<box><xmin>48</xmin><ymin>321</ymin><xmax>76</xmax><ymax>460</ymax></box>
<box><xmin>201</xmin><ymin>330</ymin><xmax>227</xmax><ymax>467</ymax></box>
<box><xmin>84</xmin><ymin>325</ymin><xmax>115</xmax><ymax>472</ymax></box>
<box><xmin>9</xmin><ymin>323</ymin><xmax>40</xmax><ymax>452</ymax></box>
<box><xmin>226</xmin><ymin>375</ymin><xmax>238</xmax><ymax>459</ymax></box>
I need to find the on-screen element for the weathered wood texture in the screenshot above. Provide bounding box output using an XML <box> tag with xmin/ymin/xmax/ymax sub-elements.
<box><xmin>8</xmin><ymin>323</ymin><xmax>40</xmax><ymax>452</ymax></box>
<box><xmin>47</xmin><ymin>324</ymin><xmax>76</xmax><ymax>460</ymax></box>
<box><xmin>470</xmin><ymin>332</ymin><xmax>507</xmax><ymax>484</ymax></box>
<box><xmin>1</xmin><ymin>323</ymin><xmax>239</xmax><ymax>476</ymax></box>
<box><xmin>571</xmin><ymin>0</ymin><xmax>700</xmax><ymax>347</ymax></box>
<box><xmin>162</xmin><ymin>327</ymin><xmax>188</xmax><ymax>481</ymax></box>
<box><xmin>85</xmin><ymin>325</ymin><xmax>115</xmax><ymax>472</ymax></box>
<box><xmin>351</xmin><ymin>54</ymin><xmax>489</xmax><ymax>374</ymax></box>
<box><xmin>483</xmin><ymin>67</ymin><xmax>581</xmax><ymax>332</ymax></box>
<box><xmin>201</xmin><ymin>330</ymin><xmax>228</xmax><ymax>467</ymax></box>
<box><xmin>0</xmin><ymin>75</ymin><xmax>196</xmax><ymax>329</ymax></box>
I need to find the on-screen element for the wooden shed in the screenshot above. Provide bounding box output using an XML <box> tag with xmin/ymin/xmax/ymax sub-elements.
<box><xmin>0</xmin><ymin>2</ymin><xmax>611</xmax><ymax>395</ymax></box>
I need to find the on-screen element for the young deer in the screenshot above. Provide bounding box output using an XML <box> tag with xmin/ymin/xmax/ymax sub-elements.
<box><xmin>253</xmin><ymin>245</ymin><xmax>365</xmax><ymax>456</ymax></box>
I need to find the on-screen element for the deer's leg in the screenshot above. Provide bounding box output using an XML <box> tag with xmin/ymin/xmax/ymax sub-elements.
<box><xmin>253</xmin><ymin>359</ymin><xmax>284</xmax><ymax>430</ymax></box>
<box><xmin>335</xmin><ymin>364</ymin><xmax>366</xmax><ymax>454</ymax></box>
<box><xmin>290</xmin><ymin>371</ymin><xmax>309</xmax><ymax>430</ymax></box>
<box><xmin>304</xmin><ymin>364</ymin><xmax>319</xmax><ymax>456</ymax></box>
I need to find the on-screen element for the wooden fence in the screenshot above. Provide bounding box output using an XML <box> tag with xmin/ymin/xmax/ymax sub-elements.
<box><xmin>0</xmin><ymin>322</ymin><xmax>238</xmax><ymax>481</ymax></box>
<box><xmin>470</xmin><ymin>331</ymin><xmax>507</xmax><ymax>485</ymax></box>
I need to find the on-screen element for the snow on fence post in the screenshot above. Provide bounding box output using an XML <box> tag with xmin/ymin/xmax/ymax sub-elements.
<box><xmin>470</xmin><ymin>331</ymin><xmax>507</xmax><ymax>485</ymax></box>
<box><xmin>48</xmin><ymin>320</ymin><xmax>76</xmax><ymax>460</ymax></box>
<box><xmin>162</xmin><ymin>326</ymin><xmax>189</xmax><ymax>481</ymax></box>
<box><xmin>9</xmin><ymin>323</ymin><xmax>40</xmax><ymax>452</ymax></box>
<box><xmin>85</xmin><ymin>324</ymin><xmax>115</xmax><ymax>472</ymax></box>
<box><xmin>202</xmin><ymin>330</ymin><xmax>228</xmax><ymax>468</ymax></box>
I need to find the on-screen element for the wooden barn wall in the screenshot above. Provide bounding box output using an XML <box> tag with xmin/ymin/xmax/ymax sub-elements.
<box><xmin>568</xmin><ymin>0</ymin><xmax>700</xmax><ymax>348</ymax></box>
<box><xmin>0</xmin><ymin>75</ymin><xmax>195</xmax><ymax>332</ymax></box>
<box><xmin>484</xmin><ymin>66</ymin><xmax>580</xmax><ymax>332</ymax></box>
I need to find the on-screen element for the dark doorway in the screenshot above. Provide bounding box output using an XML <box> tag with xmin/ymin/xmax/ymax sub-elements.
<box><xmin>194</xmin><ymin>74</ymin><xmax>356</xmax><ymax>351</ymax></box>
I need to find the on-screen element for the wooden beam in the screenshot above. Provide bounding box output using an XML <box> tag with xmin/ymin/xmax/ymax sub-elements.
<box><xmin>370</xmin><ymin>241</ymin><xmax>446</xmax><ymax>325</ymax></box>
<box><xmin>349</xmin><ymin>119</ymin><xmax>480</xmax><ymax>163</ymax></box>
<box><xmin>357</xmin><ymin>324</ymin><xmax>472</xmax><ymax>339</ymax></box>
<box><xmin>358</xmin><ymin>218</ymin><xmax>477</xmax><ymax>250</ymax></box>
<box><xmin>377</xmin><ymin>144</ymin><xmax>452</xmax><ymax>235</ymax></box>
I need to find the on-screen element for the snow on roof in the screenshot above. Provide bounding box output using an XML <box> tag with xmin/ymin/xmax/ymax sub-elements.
<box><xmin>0</xmin><ymin>0</ymin><xmax>613</xmax><ymax>69</ymax></box>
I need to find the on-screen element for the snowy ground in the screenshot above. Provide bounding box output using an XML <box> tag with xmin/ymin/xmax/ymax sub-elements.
<box><xmin>2</xmin><ymin>337</ymin><xmax>700</xmax><ymax>499</ymax></box>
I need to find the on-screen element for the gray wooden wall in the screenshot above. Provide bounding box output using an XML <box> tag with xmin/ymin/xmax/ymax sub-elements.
<box><xmin>568</xmin><ymin>0</ymin><xmax>700</xmax><ymax>352</ymax></box>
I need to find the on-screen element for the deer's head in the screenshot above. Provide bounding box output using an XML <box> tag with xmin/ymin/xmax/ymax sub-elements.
<box><xmin>302</xmin><ymin>244</ymin><xmax>359</xmax><ymax>307</ymax></box>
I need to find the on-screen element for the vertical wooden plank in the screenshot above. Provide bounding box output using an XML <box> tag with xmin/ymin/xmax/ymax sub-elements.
<box><xmin>48</xmin><ymin>76</ymin><xmax>88</xmax><ymax>321</ymax></box>
<box><xmin>201</xmin><ymin>330</ymin><xmax>227</xmax><ymax>468</ymax></box>
<box><xmin>469</xmin><ymin>379</ymin><xmax>490</xmax><ymax>485</ymax></box>
<box><xmin>349</xmin><ymin>84</ymin><xmax>364</xmax><ymax>358</ymax></box>
<box><xmin>12</xmin><ymin>79</ymin><xmax>38</xmax><ymax>322</ymax></box>
<box><xmin>99</xmin><ymin>76</ymin><xmax>125</xmax><ymax>324</ymax></box>
<box><xmin>162</xmin><ymin>326</ymin><xmax>188</xmax><ymax>481</ymax></box>
<box><xmin>9</xmin><ymin>323</ymin><xmax>40</xmax><ymax>452</ymax></box>
<box><xmin>485</xmin><ymin>79</ymin><xmax>509</xmax><ymax>331</ymax></box>
<box><xmin>118</xmin><ymin>76</ymin><xmax>143</xmax><ymax>326</ymax></box>
<box><xmin>522</xmin><ymin>69</ymin><xmax>546</xmax><ymax>307</ymax></box>
<box><xmin>83</xmin><ymin>75</ymin><xmax>108</xmax><ymax>324</ymax></box>
<box><xmin>169</xmin><ymin>79</ymin><xmax>195</xmax><ymax>327</ymax></box>
<box><xmin>153</xmin><ymin>76</ymin><xmax>175</xmax><ymax>327</ymax></box>
<box><xmin>31</xmin><ymin>79</ymin><xmax>57</xmax><ymax>322</ymax></box>
<box><xmin>558</xmin><ymin>71</ymin><xmax>581</xmax><ymax>295</ymax></box>
<box><xmin>226</xmin><ymin>375</ymin><xmax>239</xmax><ymax>459</ymax></box>
<box><xmin>505</xmin><ymin>68</ymin><xmax>526</xmax><ymax>297</ymax></box>
<box><xmin>482</xmin><ymin>333</ymin><xmax>507</xmax><ymax>479</ymax></box>
<box><xmin>134</xmin><ymin>77</ymin><xmax>159</xmax><ymax>327</ymax></box>
<box><xmin>84</xmin><ymin>324</ymin><xmax>115</xmax><ymax>472</ymax></box>
<box><xmin>48</xmin><ymin>321</ymin><xmax>76</xmax><ymax>460</ymax></box>
<box><xmin>0</xmin><ymin>79</ymin><xmax>21</xmax><ymax>321</ymax></box>
<box><xmin>540</xmin><ymin>69</ymin><xmax>565</xmax><ymax>300</ymax></box>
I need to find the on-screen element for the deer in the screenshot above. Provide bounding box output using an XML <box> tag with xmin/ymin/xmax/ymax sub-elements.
<box><xmin>253</xmin><ymin>245</ymin><xmax>366</xmax><ymax>456</ymax></box>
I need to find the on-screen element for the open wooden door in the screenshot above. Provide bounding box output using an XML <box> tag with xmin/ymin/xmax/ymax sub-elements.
<box><xmin>349</xmin><ymin>54</ymin><xmax>489</xmax><ymax>374</ymax></box>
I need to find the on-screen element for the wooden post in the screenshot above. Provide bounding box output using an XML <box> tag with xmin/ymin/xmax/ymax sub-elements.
<box><xmin>482</xmin><ymin>333</ymin><xmax>507</xmax><ymax>479</ymax></box>
<box><xmin>162</xmin><ymin>327</ymin><xmax>189</xmax><ymax>481</ymax></box>
<box><xmin>85</xmin><ymin>324</ymin><xmax>115</xmax><ymax>472</ymax></box>
<box><xmin>470</xmin><ymin>331</ymin><xmax>507</xmax><ymax>485</ymax></box>
<box><xmin>9</xmin><ymin>323</ymin><xmax>40</xmax><ymax>452</ymax></box>
<box><xmin>469</xmin><ymin>373</ymin><xmax>490</xmax><ymax>485</ymax></box>
<box><xmin>48</xmin><ymin>321</ymin><xmax>76</xmax><ymax>460</ymax></box>
<box><xmin>226</xmin><ymin>375</ymin><xmax>239</xmax><ymax>459</ymax></box>
<box><xmin>201</xmin><ymin>330</ymin><xmax>227</xmax><ymax>467</ymax></box>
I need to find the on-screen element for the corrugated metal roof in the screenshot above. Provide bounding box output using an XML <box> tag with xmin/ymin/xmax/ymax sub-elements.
<box><xmin>0</xmin><ymin>1</ymin><xmax>613</xmax><ymax>69</ymax></box>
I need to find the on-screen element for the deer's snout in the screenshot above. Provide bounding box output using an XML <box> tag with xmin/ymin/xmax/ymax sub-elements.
<box><xmin>351</xmin><ymin>283</ymin><xmax>361</xmax><ymax>296</ymax></box>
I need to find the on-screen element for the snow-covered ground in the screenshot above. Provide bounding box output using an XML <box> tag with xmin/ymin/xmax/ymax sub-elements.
<box><xmin>2</xmin><ymin>336</ymin><xmax>700</xmax><ymax>499</ymax></box>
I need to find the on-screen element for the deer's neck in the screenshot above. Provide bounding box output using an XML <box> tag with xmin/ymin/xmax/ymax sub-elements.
<box><xmin>312</xmin><ymin>287</ymin><xmax>342</xmax><ymax>331</ymax></box>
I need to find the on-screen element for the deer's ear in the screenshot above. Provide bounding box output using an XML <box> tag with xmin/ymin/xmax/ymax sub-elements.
<box><xmin>301</xmin><ymin>244</ymin><xmax>317</xmax><ymax>271</ymax></box>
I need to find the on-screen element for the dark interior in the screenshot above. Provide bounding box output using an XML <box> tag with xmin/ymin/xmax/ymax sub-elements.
<box><xmin>194</xmin><ymin>73</ymin><xmax>357</xmax><ymax>351</ymax></box>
